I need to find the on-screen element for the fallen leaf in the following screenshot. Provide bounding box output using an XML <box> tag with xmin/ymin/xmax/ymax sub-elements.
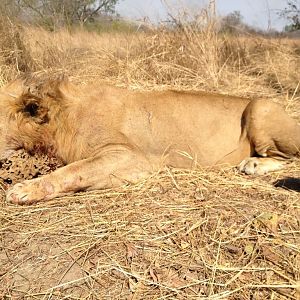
<box><xmin>225</xmin><ymin>245</ymin><xmax>241</xmax><ymax>255</ymax></box>
<box><xmin>128</xmin><ymin>277</ymin><xmax>137</xmax><ymax>292</ymax></box>
<box><xmin>149</xmin><ymin>266</ymin><xmax>159</xmax><ymax>283</ymax></box>
<box><xmin>257</xmin><ymin>212</ymin><xmax>279</xmax><ymax>233</ymax></box>
<box><xmin>126</xmin><ymin>243</ymin><xmax>138</xmax><ymax>264</ymax></box>
<box><xmin>244</xmin><ymin>243</ymin><xmax>255</xmax><ymax>255</ymax></box>
<box><xmin>157</xmin><ymin>267</ymin><xmax>186</xmax><ymax>288</ymax></box>
<box><xmin>261</xmin><ymin>245</ymin><xmax>281</xmax><ymax>264</ymax></box>
<box><xmin>180</xmin><ymin>240</ymin><xmax>190</xmax><ymax>249</ymax></box>
<box><xmin>184</xmin><ymin>270</ymin><xmax>198</xmax><ymax>282</ymax></box>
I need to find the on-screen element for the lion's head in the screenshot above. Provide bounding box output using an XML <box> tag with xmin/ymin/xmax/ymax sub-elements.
<box><xmin>0</xmin><ymin>75</ymin><xmax>71</xmax><ymax>160</ymax></box>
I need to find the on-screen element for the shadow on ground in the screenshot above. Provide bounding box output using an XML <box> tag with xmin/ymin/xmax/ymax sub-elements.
<box><xmin>274</xmin><ymin>177</ymin><xmax>300</xmax><ymax>192</ymax></box>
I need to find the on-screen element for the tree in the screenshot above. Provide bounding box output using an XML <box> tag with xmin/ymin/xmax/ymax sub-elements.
<box><xmin>279</xmin><ymin>0</ymin><xmax>300</xmax><ymax>31</ymax></box>
<box><xmin>0</xmin><ymin>0</ymin><xmax>21</xmax><ymax>19</ymax></box>
<box><xmin>220</xmin><ymin>11</ymin><xmax>245</xmax><ymax>33</ymax></box>
<box><xmin>18</xmin><ymin>0</ymin><xmax>119</xmax><ymax>29</ymax></box>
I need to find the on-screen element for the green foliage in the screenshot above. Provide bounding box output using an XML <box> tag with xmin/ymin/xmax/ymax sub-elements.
<box><xmin>18</xmin><ymin>0</ymin><xmax>120</xmax><ymax>29</ymax></box>
<box><xmin>279</xmin><ymin>0</ymin><xmax>300</xmax><ymax>31</ymax></box>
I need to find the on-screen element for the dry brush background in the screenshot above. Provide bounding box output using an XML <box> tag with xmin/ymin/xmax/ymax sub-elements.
<box><xmin>0</xmin><ymin>16</ymin><xmax>300</xmax><ymax>299</ymax></box>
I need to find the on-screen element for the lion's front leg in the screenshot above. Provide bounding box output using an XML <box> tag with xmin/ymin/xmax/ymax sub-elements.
<box><xmin>6</xmin><ymin>146</ymin><xmax>152</xmax><ymax>205</ymax></box>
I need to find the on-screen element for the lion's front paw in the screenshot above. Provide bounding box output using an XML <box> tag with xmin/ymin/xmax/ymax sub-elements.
<box><xmin>6</xmin><ymin>178</ymin><xmax>55</xmax><ymax>205</ymax></box>
<box><xmin>6</xmin><ymin>182</ymin><xmax>31</xmax><ymax>204</ymax></box>
<box><xmin>239</xmin><ymin>157</ymin><xmax>286</xmax><ymax>175</ymax></box>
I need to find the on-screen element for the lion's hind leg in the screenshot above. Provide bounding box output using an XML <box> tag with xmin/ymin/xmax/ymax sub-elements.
<box><xmin>239</xmin><ymin>99</ymin><xmax>300</xmax><ymax>175</ymax></box>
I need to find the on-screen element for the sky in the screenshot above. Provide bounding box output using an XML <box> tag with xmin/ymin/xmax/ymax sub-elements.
<box><xmin>116</xmin><ymin>0</ymin><xmax>288</xmax><ymax>31</ymax></box>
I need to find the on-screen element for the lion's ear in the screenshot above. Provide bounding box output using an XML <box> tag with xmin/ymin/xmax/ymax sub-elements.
<box><xmin>22</xmin><ymin>98</ymin><xmax>49</xmax><ymax>124</ymax></box>
<box><xmin>42</xmin><ymin>75</ymin><xmax>70</xmax><ymax>101</ymax></box>
<box><xmin>2</xmin><ymin>77</ymin><xmax>26</xmax><ymax>98</ymax></box>
<box><xmin>24</xmin><ymin>101</ymin><xmax>39</xmax><ymax>117</ymax></box>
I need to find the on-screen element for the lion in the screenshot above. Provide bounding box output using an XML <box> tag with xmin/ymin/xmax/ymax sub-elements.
<box><xmin>0</xmin><ymin>75</ymin><xmax>299</xmax><ymax>205</ymax></box>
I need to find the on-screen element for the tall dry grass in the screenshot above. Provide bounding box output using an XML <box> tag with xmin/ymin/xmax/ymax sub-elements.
<box><xmin>1</xmin><ymin>18</ymin><xmax>299</xmax><ymax>100</ymax></box>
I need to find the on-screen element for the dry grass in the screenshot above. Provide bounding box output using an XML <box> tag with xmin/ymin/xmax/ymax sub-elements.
<box><xmin>22</xmin><ymin>26</ymin><xmax>300</xmax><ymax>98</ymax></box>
<box><xmin>2</xmin><ymin>23</ymin><xmax>300</xmax><ymax>97</ymax></box>
<box><xmin>1</xmin><ymin>166</ymin><xmax>300</xmax><ymax>299</ymax></box>
<box><xmin>0</xmin><ymin>16</ymin><xmax>300</xmax><ymax>299</ymax></box>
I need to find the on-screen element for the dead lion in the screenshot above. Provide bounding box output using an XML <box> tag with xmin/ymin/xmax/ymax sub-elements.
<box><xmin>0</xmin><ymin>76</ymin><xmax>299</xmax><ymax>205</ymax></box>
